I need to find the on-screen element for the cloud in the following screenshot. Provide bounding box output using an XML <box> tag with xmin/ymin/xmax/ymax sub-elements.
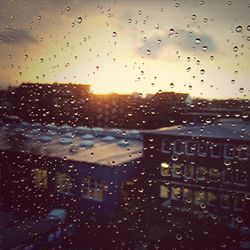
<box><xmin>0</xmin><ymin>28</ymin><xmax>36</xmax><ymax>44</ymax></box>
<box><xmin>137</xmin><ymin>28</ymin><xmax>217</xmax><ymax>58</ymax></box>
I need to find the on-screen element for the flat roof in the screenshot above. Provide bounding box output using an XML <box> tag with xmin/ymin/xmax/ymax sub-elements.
<box><xmin>0</xmin><ymin>122</ymin><xmax>143</xmax><ymax>167</ymax></box>
<box><xmin>143</xmin><ymin>119</ymin><xmax>250</xmax><ymax>142</ymax></box>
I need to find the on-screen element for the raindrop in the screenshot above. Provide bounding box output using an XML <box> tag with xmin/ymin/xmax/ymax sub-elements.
<box><xmin>171</xmin><ymin>155</ymin><xmax>178</xmax><ymax>161</ymax></box>
<box><xmin>235</xmin><ymin>25</ymin><xmax>242</xmax><ymax>33</ymax></box>
<box><xmin>66</xmin><ymin>6</ymin><xmax>70</xmax><ymax>11</ymax></box>
<box><xmin>186</xmin><ymin>67</ymin><xmax>191</xmax><ymax>72</ymax></box>
<box><xmin>236</xmin><ymin>216</ymin><xmax>243</xmax><ymax>223</ymax></box>
<box><xmin>231</xmin><ymin>79</ymin><xmax>235</xmax><ymax>84</ymax></box>
<box><xmin>247</xmin><ymin>25</ymin><xmax>250</xmax><ymax>31</ymax></box>
<box><xmin>170</xmin><ymin>82</ymin><xmax>174</xmax><ymax>88</ymax></box>
<box><xmin>169</xmin><ymin>28</ymin><xmax>175</xmax><ymax>35</ymax></box>
<box><xmin>233</xmin><ymin>46</ymin><xmax>238</xmax><ymax>52</ymax></box>
<box><xmin>37</xmin><ymin>15</ymin><xmax>42</xmax><ymax>20</ymax></box>
<box><xmin>138</xmin><ymin>10</ymin><xmax>142</xmax><ymax>15</ymax></box>
<box><xmin>112</xmin><ymin>32</ymin><xmax>117</xmax><ymax>37</ymax></box>
<box><xmin>195</xmin><ymin>38</ymin><xmax>201</xmax><ymax>44</ymax></box>
<box><xmin>176</xmin><ymin>233</ymin><xmax>182</xmax><ymax>240</ymax></box>
<box><xmin>157</xmin><ymin>39</ymin><xmax>162</xmax><ymax>44</ymax></box>
<box><xmin>128</xmin><ymin>18</ymin><xmax>132</xmax><ymax>23</ymax></box>
<box><xmin>77</xmin><ymin>17</ymin><xmax>82</xmax><ymax>24</ymax></box>
<box><xmin>40</xmin><ymin>58</ymin><xmax>44</xmax><ymax>63</ymax></box>
<box><xmin>202</xmin><ymin>45</ymin><xmax>208</xmax><ymax>51</ymax></box>
<box><xmin>239</xmin><ymin>87</ymin><xmax>244</xmax><ymax>93</ymax></box>
<box><xmin>146</xmin><ymin>49</ymin><xmax>151</xmax><ymax>55</ymax></box>
<box><xmin>210</xmin><ymin>55</ymin><xmax>214</xmax><ymax>60</ymax></box>
<box><xmin>200</xmin><ymin>69</ymin><xmax>205</xmax><ymax>74</ymax></box>
<box><xmin>191</xmin><ymin>14</ymin><xmax>196</xmax><ymax>20</ymax></box>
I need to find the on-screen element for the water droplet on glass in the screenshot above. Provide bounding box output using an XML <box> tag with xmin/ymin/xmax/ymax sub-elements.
<box><xmin>233</xmin><ymin>46</ymin><xmax>238</xmax><ymax>52</ymax></box>
<box><xmin>66</xmin><ymin>6</ymin><xmax>70</xmax><ymax>11</ymax></box>
<box><xmin>138</xmin><ymin>10</ymin><xmax>142</xmax><ymax>15</ymax></box>
<box><xmin>146</xmin><ymin>49</ymin><xmax>151</xmax><ymax>55</ymax></box>
<box><xmin>202</xmin><ymin>45</ymin><xmax>208</xmax><ymax>51</ymax></box>
<box><xmin>40</xmin><ymin>58</ymin><xmax>44</xmax><ymax>63</ymax></box>
<box><xmin>128</xmin><ymin>18</ymin><xmax>132</xmax><ymax>23</ymax></box>
<box><xmin>191</xmin><ymin>14</ymin><xmax>196</xmax><ymax>20</ymax></box>
<box><xmin>170</xmin><ymin>82</ymin><xmax>174</xmax><ymax>88</ymax></box>
<box><xmin>112</xmin><ymin>32</ymin><xmax>117</xmax><ymax>37</ymax></box>
<box><xmin>169</xmin><ymin>28</ymin><xmax>175</xmax><ymax>35</ymax></box>
<box><xmin>247</xmin><ymin>25</ymin><xmax>250</xmax><ymax>31</ymax></box>
<box><xmin>77</xmin><ymin>17</ymin><xmax>82</xmax><ymax>24</ymax></box>
<box><xmin>235</xmin><ymin>25</ymin><xmax>242</xmax><ymax>33</ymax></box>
<box><xmin>176</xmin><ymin>233</ymin><xmax>182</xmax><ymax>240</ymax></box>
<box><xmin>195</xmin><ymin>38</ymin><xmax>201</xmax><ymax>44</ymax></box>
<box><xmin>38</xmin><ymin>15</ymin><xmax>42</xmax><ymax>20</ymax></box>
<box><xmin>239</xmin><ymin>87</ymin><xmax>244</xmax><ymax>93</ymax></box>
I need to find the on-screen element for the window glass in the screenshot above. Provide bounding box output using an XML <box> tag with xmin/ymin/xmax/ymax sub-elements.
<box><xmin>194</xmin><ymin>190</ymin><xmax>206</xmax><ymax>205</ymax></box>
<box><xmin>224</xmin><ymin>144</ymin><xmax>235</xmax><ymax>159</ymax></box>
<box><xmin>172</xmin><ymin>163</ymin><xmax>182</xmax><ymax>178</ymax></box>
<box><xmin>210</xmin><ymin>143</ymin><xmax>222</xmax><ymax>158</ymax></box>
<box><xmin>185</xmin><ymin>141</ymin><xmax>196</xmax><ymax>155</ymax></box>
<box><xmin>160</xmin><ymin>162</ymin><xmax>170</xmax><ymax>177</ymax></box>
<box><xmin>235</xmin><ymin>170</ymin><xmax>248</xmax><ymax>186</ymax></box>
<box><xmin>207</xmin><ymin>192</ymin><xmax>217</xmax><ymax>206</ymax></box>
<box><xmin>196</xmin><ymin>167</ymin><xmax>206</xmax><ymax>181</ymax></box>
<box><xmin>162</xmin><ymin>139</ymin><xmax>173</xmax><ymax>153</ymax></box>
<box><xmin>183</xmin><ymin>188</ymin><xmax>192</xmax><ymax>204</ymax></box>
<box><xmin>171</xmin><ymin>187</ymin><xmax>182</xmax><ymax>200</ymax></box>
<box><xmin>221</xmin><ymin>194</ymin><xmax>231</xmax><ymax>208</ymax></box>
<box><xmin>55</xmin><ymin>172</ymin><xmax>74</xmax><ymax>195</ymax></box>
<box><xmin>31</xmin><ymin>168</ymin><xmax>48</xmax><ymax>190</ymax></box>
<box><xmin>174</xmin><ymin>140</ymin><xmax>185</xmax><ymax>155</ymax></box>
<box><xmin>184</xmin><ymin>165</ymin><xmax>194</xmax><ymax>179</ymax></box>
<box><xmin>160</xmin><ymin>185</ymin><xmax>169</xmax><ymax>199</ymax></box>
<box><xmin>222</xmin><ymin>169</ymin><xmax>233</xmax><ymax>184</ymax></box>
<box><xmin>198</xmin><ymin>141</ymin><xmax>209</xmax><ymax>157</ymax></box>
<box><xmin>234</xmin><ymin>195</ymin><xmax>245</xmax><ymax>211</ymax></box>
<box><xmin>81</xmin><ymin>177</ymin><xmax>104</xmax><ymax>202</ymax></box>
<box><xmin>208</xmin><ymin>168</ymin><xmax>221</xmax><ymax>182</ymax></box>
<box><xmin>237</xmin><ymin>145</ymin><xmax>249</xmax><ymax>160</ymax></box>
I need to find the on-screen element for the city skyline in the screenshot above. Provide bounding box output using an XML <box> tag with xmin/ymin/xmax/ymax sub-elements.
<box><xmin>0</xmin><ymin>0</ymin><xmax>250</xmax><ymax>99</ymax></box>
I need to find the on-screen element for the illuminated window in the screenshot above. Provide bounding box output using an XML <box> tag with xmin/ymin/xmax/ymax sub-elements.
<box><xmin>234</xmin><ymin>195</ymin><xmax>245</xmax><ymax>211</ymax></box>
<box><xmin>55</xmin><ymin>172</ymin><xmax>74</xmax><ymax>195</ymax></box>
<box><xmin>160</xmin><ymin>184</ymin><xmax>169</xmax><ymax>199</ymax></box>
<box><xmin>235</xmin><ymin>170</ymin><xmax>248</xmax><ymax>186</ymax></box>
<box><xmin>222</xmin><ymin>169</ymin><xmax>233</xmax><ymax>184</ymax></box>
<box><xmin>183</xmin><ymin>188</ymin><xmax>192</xmax><ymax>203</ymax></box>
<box><xmin>172</xmin><ymin>163</ymin><xmax>182</xmax><ymax>178</ymax></box>
<box><xmin>207</xmin><ymin>192</ymin><xmax>217</xmax><ymax>206</ymax></box>
<box><xmin>196</xmin><ymin>166</ymin><xmax>206</xmax><ymax>181</ymax></box>
<box><xmin>160</xmin><ymin>162</ymin><xmax>170</xmax><ymax>177</ymax></box>
<box><xmin>173</xmin><ymin>140</ymin><xmax>185</xmax><ymax>155</ymax></box>
<box><xmin>224</xmin><ymin>144</ymin><xmax>235</xmax><ymax>159</ymax></box>
<box><xmin>185</xmin><ymin>141</ymin><xmax>196</xmax><ymax>156</ymax></box>
<box><xmin>31</xmin><ymin>168</ymin><xmax>48</xmax><ymax>190</ymax></box>
<box><xmin>236</xmin><ymin>145</ymin><xmax>249</xmax><ymax>161</ymax></box>
<box><xmin>221</xmin><ymin>194</ymin><xmax>231</xmax><ymax>208</ymax></box>
<box><xmin>161</xmin><ymin>139</ymin><xmax>173</xmax><ymax>153</ymax></box>
<box><xmin>81</xmin><ymin>177</ymin><xmax>105</xmax><ymax>202</ymax></box>
<box><xmin>198</xmin><ymin>141</ymin><xmax>209</xmax><ymax>157</ymax></box>
<box><xmin>171</xmin><ymin>186</ymin><xmax>182</xmax><ymax>200</ymax></box>
<box><xmin>210</xmin><ymin>143</ymin><xmax>222</xmax><ymax>158</ymax></box>
<box><xmin>208</xmin><ymin>168</ymin><xmax>221</xmax><ymax>182</ymax></box>
<box><xmin>194</xmin><ymin>190</ymin><xmax>206</xmax><ymax>205</ymax></box>
<box><xmin>184</xmin><ymin>165</ymin><xmax>194</xmax><ymax>179</ymax></box>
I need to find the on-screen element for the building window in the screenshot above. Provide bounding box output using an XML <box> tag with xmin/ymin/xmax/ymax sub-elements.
<box><xmin>183</xmin><ymin>188</ymin><xmax>192</xmax><ymax>204</ymax></box>
<box><xmin>234</xmin><ymin>195</ymin><xmax>245</xmax><ymax>211</ymax></box>
<box><xmin>55</xmin><ymin>172</ymin><xmax>74</xmax><ymax>195</ymax></box>
<box><xmin>194</xmin><ymin>190</ymin><xmax>206</xmax><ymax>205</ymax></box>
<box><xmin>221</xmin><ymin>194</ymin><xmax>231</xmax><ymax>209</ymax></box>
<box><xmin>222</xmin><ymin>169</ymin><xmax>233</xmax><ymax>184</ymax></box>
<box><xmin>160</xmin><ymin>185</ymin><xmax>169</xmax><ymax>199</ymax></box>
<box><xmin>207</xmin><ymin>192</ymin><xmax>217</xmax><ymax>207</ymax></box>
<box><xmin>224</xmin><ymin>144</ymin><xmax>235</xmax><ymax>159</ymax></box>
<box><xmin>173</xmin><ymin>140</ymin><xmax>185</xmax><ymax>155</ymax></box>
<box><xmin>184</xmin><ymin>165</ymin><xmax>194</xmax><ymax>179</ymax></box>
<box><xmin>196</xmin><ymin>166</ymin><xmax>206</xmax><ymax>181</ymax></box>
<box><xmin>172</xmin><ymin>163</ymin><xmax>182</xmax><ymax>178</ymax></box>
<box><xmin>162</xmin><ymin>139</ymin><xmax>173</xmax><ymax>153</ymax></box>
<box><xmin>161</xmin><ymin>162</ymin><xmax>170</xmax><ymax>177</ymax></box>
<box><xmin>236</xmin><ymin>145</ymin><xmax>249</xmax><ymax>161</ymax></box>
<box><xmin>81</xmin><ymin>177</ymin><xmax>105</xmax><ymax>202</ymax></box>
<box><xmin>198</xmin><ymin>141</ymin><xmax>209</xmax><ymax>157</ymax></box>
<box><xmin>171</xmin><ymin>186</ymin><xmax>182</xmax><ymax>200</ymax></box>
<box><xmin>208</xmin><ymin>168</ymin><xmax>221</xmax><ymax>182</ymax></box>
<box><xmin>235</xmin><ymin>170</ymin><xmax>248</xmax><ymax>186</ymax></box>
<box><xmin>185</xmin><ymin>141</ymin><xmax>196</xmax><ymax>156</ymax></box>
<box><xmin>210</xmin><ymin>143</ymin><xmax>222</xmax><ymax>158</ymax></box>
<box><xmin>31</xmin><ymin>168</ymin><xmax>48</xmax><ymax>190</ymax></box>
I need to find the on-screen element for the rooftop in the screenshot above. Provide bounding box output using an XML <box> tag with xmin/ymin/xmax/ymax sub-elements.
<box><xmin>0</xmin><ymin>120</ymin><xmax>143</xmax><ymax>167</ymax></box>
<box><xmin>144</xmin><ymin>118</ymin><xmax>250</xmax><ymax>142</ymax></box>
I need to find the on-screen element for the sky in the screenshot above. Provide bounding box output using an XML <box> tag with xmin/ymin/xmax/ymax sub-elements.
<box><xmin>0</xmin><ymin>0</ymin><xmax>250</xmax><ymax>99</ymax></box>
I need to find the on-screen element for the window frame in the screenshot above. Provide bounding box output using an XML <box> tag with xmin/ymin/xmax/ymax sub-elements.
<box><xmin>210</xmin><ymin>143</ymin><xmax>223</xmax><ymax>159</ymax></box>
<box><xmin>224</xmin><ymin>144</ymin><xmax>235</xmax><ymax>160</ymax></box>
<box><xmin>197</xmin><ymin>141</ymin><xmax>209</xmax><ymax>157</ymax></box>
<box><xmin>185</xmin><ymin>140</ymin><xmax>196</xmax><ymax>156</ymax></box>
<box><xmin>161</xmin><ymin>139</ymin><xmax>173</xmax><ymax>153</ymax></box>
